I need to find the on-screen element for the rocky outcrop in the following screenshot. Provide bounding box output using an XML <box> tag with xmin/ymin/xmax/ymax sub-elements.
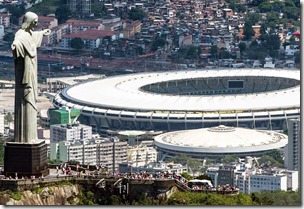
<box><xmin>1</xmin><ymin>184</ymin><xmax>81</xmax><ymax>205</ymax></box>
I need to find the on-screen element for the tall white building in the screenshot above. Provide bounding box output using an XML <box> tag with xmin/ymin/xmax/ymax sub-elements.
<box><xmin>50</xmin><ymin>123</ymin><xmax>92</xmax><ymax>142</ymax></box>
<box><xmin>285</xmin><ymin>118</ymin><xmax>300</xmax><ymax>171</ymax></box>
<box><xmin>67</xmin><ymin>0</ymin><xmax>91</xmax><ymax>16</ymax></box>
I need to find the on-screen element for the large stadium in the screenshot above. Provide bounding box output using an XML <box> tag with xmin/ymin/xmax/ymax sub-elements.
<box><xmin>52</xmin><ymin>69</ymin><xmax>300</xmax><ymax>133</ymax></box>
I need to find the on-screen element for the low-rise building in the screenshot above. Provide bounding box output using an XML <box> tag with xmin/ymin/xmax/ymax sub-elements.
<box><xmin>236</xmin><ymin>172</ymin><xmax>288</xmax><ymax>194</ymax></box>
<box><xmin>61</xmin><ymin>30</ymin><xmax>115</xmax><ymax>49</ymax></box>
<box><xmin>127</xmin><ymin>145</ymin><xmax>157</xmax><ymax>167</ymax></box>
<box><xmin>50</xmin><ymin>137</ymin><xmax>127</xmax><ymax>173</ymax></box>
<box><xmin>0</xmin><ymin>13</ymin><xmax>10</xmax><ymax>27</ymax></box>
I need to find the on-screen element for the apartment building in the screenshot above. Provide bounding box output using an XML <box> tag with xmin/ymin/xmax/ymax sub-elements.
<box><xmin>61</xmin><ymin>29</ymin><xmax>115</xmax><ymax>49</ymax></box>
<box><xmin>67</xmin><ymin>0</ymin><xmax>91</xmax><ymax>16</ymax></box>
<box><xmin>0</xmin><ymin>13</ymin><xmax>10</xmax><ymax>27</ymax></box>
<box><xmin>50</xmin><ymin>123</ymin><xmax>92</xmax><ymax>142</ymax></box>
<box><xmin>127</xmin><ymin>145</ymin><xmax>157</xmax><ymax>167</ymax></box>
<box><xmin>50</xmin><ymin>138</ymin><xmax>127</xmax><ymax>173</ymax></box>
<box><xmin>285</xmin><ymin>118</ymin><xmax>301</xmax><ymax>171</ymax></box>
<box><xmin>218</xmin><ymin>165</ymin><xmax>237</xmax><ymax>186</ymax></box>
<box><xmin>66</xmin><ymin>19</ymin><xmax>104</xmax><ymax>33</ymax></box>
<box><xmin>236</xmin><ymin>172</ymin><xmax>288</xmax><ymax>194</ymax></box>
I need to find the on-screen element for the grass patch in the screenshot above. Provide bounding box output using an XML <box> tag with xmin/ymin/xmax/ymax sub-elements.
<box><xmin>7</xmin><ymin>191</ymin><xmax>23</xmax><ymax>201</ymax></box>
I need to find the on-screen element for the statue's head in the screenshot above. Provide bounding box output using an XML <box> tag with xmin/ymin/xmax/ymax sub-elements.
<box><xmin>21</xmin><ymin>11</ymin><xmax>38</xmax><ymax>30</ymax></box>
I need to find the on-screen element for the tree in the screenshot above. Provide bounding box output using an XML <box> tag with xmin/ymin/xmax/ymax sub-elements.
<box><xmin>264</xmin><ymin>12</ymin><xmax>279</xmax><ymax>30</ymax></box>
<box><xmin>222</xmin><ymin>155</ymin><xmax>238</xmax><ymax>163</ymax></box>
<box><xmin>55</xmin><ymin>5</ymin><xmax>71</xmax><ymax>24</ymax></box>
<box><xmin>264</xmin><ymin>149</ymin><xmax>283</xmax><ymax>164</ymax></box>
<box><xmin>196</xmin><ymin>174</ymin><xmax>213</xmax><ymax>184</ymax></box>
<box><xmin>109</xmin><ymin>195</ymin><xmax>122</xmax><ymax>205</ymax></box>
<box><xmin>7</xmin><ymin>4</ymin><xmax>25</xmax><ymax>25</ymax></box>
<box><xmin>3</xmin><ymin>33</ymin><xmax>14</xmax><ymax>43</ymax></box>
<box><xmin>91</xmin><ymin>2</ymin><xmax>107</xmax><ymax>18</ymax></box>
<box><xmin>128</xmin><ymin>8</ymin><xmax>146</xmax><ymax>21</ymax></box>
<box><xmin>185</xmin><ymin>46</ymin><xmax>200</xmax><ymax>60</ymax></box>
<box><xmin>187</xmin><ymin>158</ymin><xmax>201</xmax><ymax>175</ymax></box>
<box><xmin>245</xmin><ymin>13</ymin><xmax>261</xmax><ymax>25</ymax></box>
<box><xmin>4</xmin><ymin>112</ymin><xmax>13</xmax><ymax>127</ymax></box>
<box><xmin>238</xmin><ymin>42</ymin><xmax>246</xmax><ymax>55</ymax></box>
<box><xmin>258</xmin><ymin>2</ymin><xmax>273</xmax><ymax>12</ymax></box>
<box><xmin>261</xmin><ymin>33</ymin><xmax>281</xmax><ymax>50</ymax></box>
<box><xmin>70</xmin><ymin>38</ymin><xmax>84</xmax><ymax>50</ymax></box>
<box><xmin>210</xmin><ymin>45</ymin><xmax>218</xmax><ymax>60</ymax></box>
<box><xmin>181</xmin><ymin>172</ymin><xmax>193</xmax><ymax>180</ymax></box>
<box><xmin>172</xmin><ymin>153</ymin><xmax>190</xmax><ymax>165</ymax></box>
<box><xmin>151</xmin><ymin>38</ymin><xmax>166</xmax><ymax>51</ymax></box>
<box><xmin>243</xmin><ymin>21</ymin><xmax>255</xmax><ymax>40</ymax></box>
<box><xmin>218</xmin><ymin>49</ymin><xmax>231</xmax><ymax>59</ymax></box>
<box><xmin>258</xmin><ymin>155</ymin><xmax>284</xmax><ymax>168</ymax></box>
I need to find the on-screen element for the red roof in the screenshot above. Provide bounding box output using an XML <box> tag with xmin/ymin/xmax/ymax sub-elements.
<box><xmin>38</xmin><ymin>16</ymin><xmax>57</xmax><ymax>23</ymax></box>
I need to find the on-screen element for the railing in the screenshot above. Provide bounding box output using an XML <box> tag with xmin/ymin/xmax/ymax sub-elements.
<box><xmin>174</xmin><ymin>179</ymin><xmax>191</xmax><ymax>192</ymax></box>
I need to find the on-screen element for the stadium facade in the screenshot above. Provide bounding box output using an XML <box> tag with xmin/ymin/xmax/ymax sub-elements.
<box><xmin>52</xmin><ymin>69</ymin><xmax>300</xmax><ymax>133</ymax></box>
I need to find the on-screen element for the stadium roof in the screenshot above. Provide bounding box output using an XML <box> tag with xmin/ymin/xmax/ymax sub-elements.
<box><xmin>63</xmin><ymin>69</ymin><xmax>300</xmax><ymax>113</ymax></box>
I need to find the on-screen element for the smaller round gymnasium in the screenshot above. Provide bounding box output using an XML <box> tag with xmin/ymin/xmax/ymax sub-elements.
<box><xmin>153</xmin><ymin>125</ymin><xmax>288</xmax><ymax>159</ymax></box>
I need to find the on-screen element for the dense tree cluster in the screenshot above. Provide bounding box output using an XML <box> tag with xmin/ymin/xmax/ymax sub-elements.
<box><xmin>96</xmin><ymin>189</ymin><xmax>301</xmax><ymax>205</ymax></box>
<box><xmin>128</xmin><ymin>8</ymin><xmax>146</xmax><ymax>21</ymax></box>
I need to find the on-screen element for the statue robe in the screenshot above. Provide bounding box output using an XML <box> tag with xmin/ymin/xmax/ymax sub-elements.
<box><xmin>12</xmin><ymin>29</ymin><xmax>44</xmax><ymax>143</ymax></box>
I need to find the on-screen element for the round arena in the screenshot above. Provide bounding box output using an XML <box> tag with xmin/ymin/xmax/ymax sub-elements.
<box><xmin>153</xmin><ymin>125</ymin><xmax>288</xmax><ymax>159</ymax></box>
<box><xmin>52</xmin><ymin>69</ymin><xmax>300</xmax><ymax>133</ymax></box>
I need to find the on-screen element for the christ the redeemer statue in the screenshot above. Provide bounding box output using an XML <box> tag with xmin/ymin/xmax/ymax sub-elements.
<box><xmin>12</xmin><ymin>11</ymin><xmax>51</xmax><ymax>143</ymax></box>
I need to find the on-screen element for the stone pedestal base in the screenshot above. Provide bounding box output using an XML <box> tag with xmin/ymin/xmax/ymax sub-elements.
<box><xmin>4</xmin><ymin>140</ymin><xmax>49</xmax><ymax>178</ymax></box>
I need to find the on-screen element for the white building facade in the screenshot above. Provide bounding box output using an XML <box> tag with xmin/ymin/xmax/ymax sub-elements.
<box><xmin>50</xmin><ymin>123</ymin><xmax>92</xmax><ymax>142</ymax></box>
<box><xmin>127</xmin><ymin>145</ymin><xmax>157</xmax><ymax>167</ymax></box>
<box><xmin>50</xmin><ymin>138</ymin><xmax>127</xmax><ymax>173</ymax></box>
<box><xmin>235</xmin><ymin>170</ymin><xmax>298</xmax><ymax>194</ymax></box>
<box><xmin>285</xmin><ymin>118</ymin><xmax>300</xmax><ymax>171</ymax></box>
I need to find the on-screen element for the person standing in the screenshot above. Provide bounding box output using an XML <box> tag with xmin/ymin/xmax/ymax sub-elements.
<box><xmin>11</xmin><ymin>11</ymin><xmax>51</xmax><ymax>143</ymax></box>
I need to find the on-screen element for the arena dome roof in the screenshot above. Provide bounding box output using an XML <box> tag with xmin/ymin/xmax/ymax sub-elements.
<box><xmin>154</xmin><ymin>125</ymin><xmax>288</xmax><ymax>154</ymax></box>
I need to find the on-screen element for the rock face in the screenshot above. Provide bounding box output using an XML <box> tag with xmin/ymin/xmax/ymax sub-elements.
<box><xmin>1</xmin><ymin>184</ymin><xmax>81</xmax><ymax>205</ymax></box>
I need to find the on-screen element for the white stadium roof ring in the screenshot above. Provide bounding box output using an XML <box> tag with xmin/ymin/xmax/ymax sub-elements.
<box><xmin>53</xmin><ymin>69</ymin><xmax>300</xmax><ymax>132</ymax></box>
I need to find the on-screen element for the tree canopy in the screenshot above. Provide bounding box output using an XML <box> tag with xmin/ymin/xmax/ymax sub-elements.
<box><xmin>70</xmin><ymin>38</ymin><xmax>85</xmax><ymax>50</ymax></box>
<box><xmin>55</xmin><ymin>5</ymin><xmax>71</xmax><ymax>24</ymax></box>
<box><xmin>128</xmin><ymin>8</ymin><xmax>146</xmax><ymax>21</ymax></box>
<box><xmin>7</xmin><ymin>4</ymin><xmax>25</xmax><ymax>25</ymax></box>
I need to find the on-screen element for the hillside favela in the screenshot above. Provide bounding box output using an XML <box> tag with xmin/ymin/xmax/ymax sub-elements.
<box><xmin>0</xmin><ymin>0</ymin><xmax>301</xmax><ymax>206</ymax></box>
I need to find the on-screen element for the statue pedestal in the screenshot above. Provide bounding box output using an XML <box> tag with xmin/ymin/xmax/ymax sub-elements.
<box><xmin>4</xmin><ymin>140</ymin><xmax>49</xmax><ymax>178</ymax></box>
